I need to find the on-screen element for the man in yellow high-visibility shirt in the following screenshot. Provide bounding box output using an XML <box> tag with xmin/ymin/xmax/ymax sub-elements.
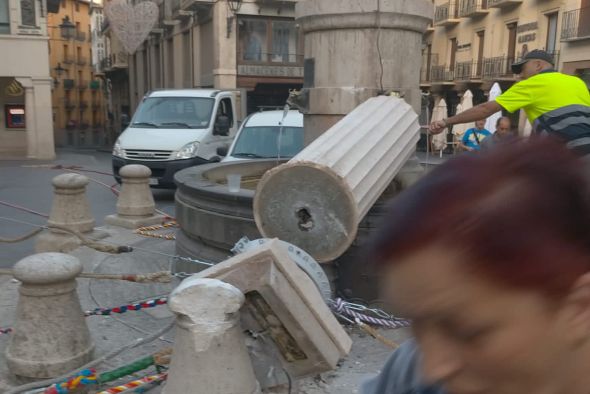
<box><xmin>429</xmin><ymin>50</ymin><xmax>590</xmax><ymax>155</ymax></box>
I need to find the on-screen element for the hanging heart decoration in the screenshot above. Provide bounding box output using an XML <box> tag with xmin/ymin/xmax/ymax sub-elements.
<box><xmin>105</xmin><ymin>0</ymin><xmax>159</xmax><ymax>54</ymax></box>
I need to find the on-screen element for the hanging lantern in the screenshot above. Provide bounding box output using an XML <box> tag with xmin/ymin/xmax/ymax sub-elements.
<box><xmin>228</xmin><ymin>0</ymin><xmax>242</xmax><ymax>14</ymax></box>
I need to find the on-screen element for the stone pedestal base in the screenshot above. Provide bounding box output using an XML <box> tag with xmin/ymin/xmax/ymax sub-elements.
<box><xmin>104</xmin><ymin>214</ymin><xmax>166</xmax><ymax>230</ymax></box>
<box><xmin>35</xmin><ymin>229</ymin><xmax>108</xmax><ymax>253</ymax></box>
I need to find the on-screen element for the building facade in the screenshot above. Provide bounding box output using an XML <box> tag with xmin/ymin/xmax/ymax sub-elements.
<box><xmin>100</xmin><ymin>0</ymin><xmax>303</xmax><ymax>120</ymax></box>
<box><xmin>422</xmin><ymin>0</ymin><xmax>590</xmax><ymax>128</ymax></box>
<box><xmin>48</xmin><ymin>0</ymin><xmax>107</xmax><ymax>148</ymax></box>
<box><xmin>560</xmin><ymin>0</ymin><xmax>590</xmax><ymax>85</ymax></box>
<box><xmin>0</xmin><ymin>0</ymin><xmax>56</xmax><ymax>159</ymax></box>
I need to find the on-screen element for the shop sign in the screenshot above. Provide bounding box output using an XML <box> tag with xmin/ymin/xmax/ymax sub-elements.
<box><xmin>5</xmin><ymin>79</ymin><xmax>24</xmax><ymax>97</ymax></box>
<box><xmin>238</xmin><ymin>65</ymin><xmax>304</xmax><ymax>78</ymax></box>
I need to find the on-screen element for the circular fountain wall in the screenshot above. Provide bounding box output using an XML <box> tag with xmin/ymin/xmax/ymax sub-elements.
<box><xmin>174</xmin><ymin>158</ymin><xmax>425</xmax><ymax>301</ymax></box>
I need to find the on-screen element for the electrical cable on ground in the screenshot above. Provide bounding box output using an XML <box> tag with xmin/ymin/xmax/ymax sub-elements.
<box><xmin>42</xmin><ymin>348</ymin><xmax>172</xmax><ymax>393</ymax></box>
<box><xmin>7</xmin><ymin>320</ymin><xmax>175</xmax><ymax>394</ymax></box>
<box><xmin>0</xmin><ymin>228</ymin><xmax>43</xmax><ymax>243</ymax></box>
<box><xmin>96</xmin><ymin>372</ymin><xmax>167</xmax><ymax>394</ymax></box>
<box><xmin>0</xmin><ymin>200</ymin><xmax>49</xmax><ymax>218</ymax></box>
<box><xmin>87</xmin><ymin>257</ymin><xmax>175</xmax><ymax>344</ymax></box>
<box><xmin>85</xmin><ymin>298</ymin><xmax>169</xmax><ymax>317</ymax></box>
<box><xmin>0</xmin><ymin>216</ymin><xmax>213</xmax><ymax>268</ymax></box>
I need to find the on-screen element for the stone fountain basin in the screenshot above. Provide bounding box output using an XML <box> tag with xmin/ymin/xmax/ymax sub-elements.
<box><xmin>174</xmin><ymin>157</ymin><xmax>424</xmax><ymax>301</ymax></box>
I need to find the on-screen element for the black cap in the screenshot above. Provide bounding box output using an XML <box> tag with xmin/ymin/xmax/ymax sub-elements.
<box><xmin>511</xmin><ymin>50</ymin><xmax>555</xmax><ymax>74</ymax></box>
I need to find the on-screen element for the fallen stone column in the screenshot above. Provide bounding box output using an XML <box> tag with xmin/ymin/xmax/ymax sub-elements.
<box><xmin>35</xmin><ymin>173</ymin><xmax>103</xmax><ymax>253</ymax></box>
<box><xmin>253</xmin><ymin>96</ymin><xmax>420</xmax><ymax>262</ymax></box>
<box><xmin>163</xmin><ymin>278</ymin><xmax>260</xmax><ymax>394</ymax></box>
<box><xmin>105</xmin><ymin>164</ymin><xmax>164</xmax><ymax>229</ymax></box>
<box><xmin>5</xmin><ymin>253</ymin><xmax>94</xmax><ymax>378</ymax></box>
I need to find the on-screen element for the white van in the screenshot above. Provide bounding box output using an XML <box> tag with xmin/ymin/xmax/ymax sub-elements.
<box><xmin>220</xmin><ymin>109</ymin><xmax>304</xmax><ymax>162</ymax></box>
<box><xmin>112</xmin><ymin>89</ymin><xmax>240</xmax><ymax>188</ymax></box>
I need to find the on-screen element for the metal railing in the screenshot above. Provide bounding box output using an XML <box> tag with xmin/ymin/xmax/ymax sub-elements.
<box><xmin>561</xmin><ymin>7</ymin><xmax>590</xmax><ymax>41</ymax></box>
<box><xmin>79</xmin><ymin>101</ymin><xmax>89</xmax><ymax>110</ymax></box>
<box><xmin>63</xmin><ymin>55</ymin><xmax>74</xmax><ymax>64</ymax></box>
<box><xmin>75</xmin><ymin>31</ymin><xmax>86</xmax><ymax>41</ymax></box>
<box><xmin>237</xmin><ymin>52</ymin><xmax>304</xmax><ymax>65</ymax></box>
<box><xmin>420</xmin><ymin>53</ymin><xmax>439</xmax><ymax>83</ymax></box>
<box><xmin>459</xmin><ymin>0</ymin><xmax>488</xmax><ymax>17</ymax></box>
<box><xmin>77</xmin><ymin>56</ymin><xmax>87</xmax><ymax>66</ymax></box>
<box><xmin>488</xmin><ymin>0</ymin><xmax>520</xmax><ymax>7</ymax></box>
<box><xmin>64</xmin><ymin>99</ymin><xmax>76</xmax><ymax>110</ymax></box>
<box><xmin>454</xmin><ymin>61</ymin><xmax>481</xmax><ymax>80</ymax></box>
<box><xmin>434</xmin><ymin>1</ymin><xmax>459</xmax><ymax>24</ymax></box>
<box><xmin>99</xmin><ymin>57</ymin><xmax>112</xmax><ymax>71</ymax></box>
<box><xmin>431</xmin><ymin>65</ymin><xmax>455</xmax><ymax>82</ymax></box>
<box><xmin>428</xmin><ymin>52</ymin><xmax>561</xmax><ymax>84</ymax></box>
<box><xmin>63</xmin><ymin>79</ymin><xmax>75</xmax><ymax>90</ymax></box>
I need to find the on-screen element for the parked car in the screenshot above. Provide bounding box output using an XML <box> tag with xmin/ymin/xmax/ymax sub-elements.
<box><xmin>220</xmin><ymin>109</ymin><xmax>304</xmax><ymax>162</ymax></box>
<box><xmin>112</xmin><ymin>89</ymin><xmax>241</xmax><ymax>188</ymax></box>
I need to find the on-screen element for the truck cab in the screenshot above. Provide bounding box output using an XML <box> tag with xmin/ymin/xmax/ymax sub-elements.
<box><xmin>112</xmin><ymin>89</ymin><xmax>240</xmax><ymax>188</ymax></box>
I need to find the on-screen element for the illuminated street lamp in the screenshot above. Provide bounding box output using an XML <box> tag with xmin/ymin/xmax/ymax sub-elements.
<box><xmin>59</xmin><ymin>16</ymin><xmax>76</xmax><ymax>39</ymax></box>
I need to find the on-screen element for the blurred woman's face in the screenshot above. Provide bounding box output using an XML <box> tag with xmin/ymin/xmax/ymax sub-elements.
<box><xmin>384</xmin><ymin>245</ymin><xmax>587</xmax><ymax>394</ymax></box>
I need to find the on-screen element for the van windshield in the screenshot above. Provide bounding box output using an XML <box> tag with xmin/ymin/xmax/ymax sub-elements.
<box><xmin>231</xmin><ymin>126</ymin><xmax>304</xmax><ymax>159</ymax></box>
<box><xmin>131</xmin><ymin>97</ymin><xmax>215</xmax><ymax>129</ymax></box>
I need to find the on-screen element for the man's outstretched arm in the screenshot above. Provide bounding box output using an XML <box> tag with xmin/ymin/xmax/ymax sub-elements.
<box><xmin>429</xmin><ymin>101</ymin><xmax>504</xmax><ymax>134</ymax></box>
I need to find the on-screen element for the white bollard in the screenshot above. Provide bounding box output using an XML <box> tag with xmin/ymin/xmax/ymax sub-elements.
<box><xmin>35</xmin><ymin>173</ymin><xmax>102</xmax><ymax>253</ymax></box>
<box><xmin>105</xmin><ymin>165</ymin><xmax>165</xmax><ymax>229</ymax></box>
<box><xmin>6</xmin><ymin>253</ymin><xmax>94</xmax><ymax>378</ymax></box>
<box><xmin>163</xmin><ymin>278</ymin><xmax>260</xmax><ymax>394</ymax></box>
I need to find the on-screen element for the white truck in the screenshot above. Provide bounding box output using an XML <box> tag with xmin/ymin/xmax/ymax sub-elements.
<box><xmin>112</xmin><ymin>89</ymin><xmax>241</xmax><ymax>188</ymax></box>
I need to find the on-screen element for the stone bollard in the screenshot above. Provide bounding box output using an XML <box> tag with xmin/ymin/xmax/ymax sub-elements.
<box><xmin>163</xmin><ymin>278</ymin><xmax>260</xmax><ymax>394</ymax></box>
<box><xmin>35</xmin><ymin>173</ymin><xmax>103</xmax><ymax>253</ymax></box>
<box><xmin>105</xmin><ymin>165</ymin><xmax>165</xmax><ymax>229</ymax></box>
<box><xmin>6</xmin><ymin>253</ymin><xmax>94</xmax><ymax>378</ymax></box>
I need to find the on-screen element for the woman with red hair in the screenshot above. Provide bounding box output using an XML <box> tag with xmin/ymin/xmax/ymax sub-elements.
<box><xmin>362</xmin><ymin>138</ymin><xmax>590</xmax><ymax>394</ymax></box>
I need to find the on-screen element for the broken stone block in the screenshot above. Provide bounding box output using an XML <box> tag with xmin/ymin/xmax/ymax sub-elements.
<box><xmin>194</xmin><ymin>239</ymin><xmax>352</xmax><ymax>379</ymax></box>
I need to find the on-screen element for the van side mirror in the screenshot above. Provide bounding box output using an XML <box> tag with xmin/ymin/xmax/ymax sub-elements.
<box><xmin>214</xmin><ymin>115</ymin><xmax>231</xmax><ymax>136</ymax></box>
<box><xmin>217</xmin><ymin>146</ymin><xmax>228</xmax><ymax>157</ymax></box>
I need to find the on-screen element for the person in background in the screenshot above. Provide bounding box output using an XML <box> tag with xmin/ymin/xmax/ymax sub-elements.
<box><xmin>459</xmin><ymin>119</ymin><xmax>491</xmax><ymax>152</ymax></box>
<box><xmin>362</xmin><ymin>139</ymin><xmax>590</xmax><ymax>394</ymax></box>
<box><xmin>429</xmin><ymin>50</ymin><xmax>590</xmax><ymax>155</ymax></box>
<box><xmin>480</xmin><ymin>116</ymin><xmax>513</xmax><ymax>151</ymax></box>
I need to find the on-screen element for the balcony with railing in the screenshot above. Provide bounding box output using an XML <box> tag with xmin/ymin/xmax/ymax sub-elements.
<box><xmin>75</xmin><ymin>31</ymin><xmax>86</xmax><ymax>42</ymax></box>
<box><xmin>561</xmin><ymin>7</ymin><xmax>590</xmax><ymax>42</ymax></box>
<box><xmin>63</xmin><ymin>79</ymin><xmax>75</xmax><ymax>90</ymax></box>
<box><xmin>64</xmin><ymin>99</ymin><xmax>76</xmax><ymax>111</ymax></box>
<box><xmin>454</xmin><ymin>61</ymin><xmax>485</xmax><ymax>81</ymax></box>
<box><xmin>77</xmin><ymin>56</ymin><xmax>87</xmax><ymax>66</ymax></box>
<box><xmin>178</xmin><ymin>0</ymin><xmax>214</xmax><ymax>12</ymax></box>
<box><xmin>434</xmin><ymin>2</ymin><xmax>460</xmax><ymax>26</ymax></box>
<box><xmin>459</xmin><ymin>0</ymin><xmax>488</xmax><ymax>18</ymax></box>
<box><xmin>79</xmin><ymin>101</ymin><xmax>89</xmax><ymax>110</ymax></box>
<box><xmin>63</xmin><ymin>54</ymin><xmax>74</xmax><ymax>64</ymax></box>
<box><xmin>420</xmin><ymin>53</ymin><xmax>439</xmax><ymax>85</ymax></box>
<box><xmin>487</xmin><ymin>0</ymin><xmax>522</xmax><ymax>9</ymax></box>
<box><xmin>431</xmin><ymin>65</ymin><xmax>455</xmax><ymax>83</ymax></box>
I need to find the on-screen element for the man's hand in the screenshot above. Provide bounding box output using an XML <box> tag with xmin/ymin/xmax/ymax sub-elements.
<box><xmin>429</xmin><ymin>120</ymin><xmax>447</xmax><ymax>134</ymax></box>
